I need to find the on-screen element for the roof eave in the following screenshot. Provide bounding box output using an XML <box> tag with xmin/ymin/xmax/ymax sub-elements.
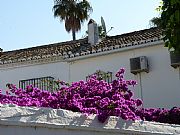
<box><xmin>66</xmin><ymin>40</ymin><xmax>164</xmax><ymax>62</ymax></box>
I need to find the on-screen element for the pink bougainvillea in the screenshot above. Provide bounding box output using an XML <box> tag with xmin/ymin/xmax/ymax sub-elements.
<box><xmin>0</xmin><ymin>68</ymin><xmax>180</xmax><ymax>124</ymax></box>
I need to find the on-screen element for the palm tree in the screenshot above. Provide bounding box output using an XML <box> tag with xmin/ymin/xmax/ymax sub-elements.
<box><xmin>53</xmin><ymin>0</ymin><xmax>92</xmax><ymax>40</ymax></box>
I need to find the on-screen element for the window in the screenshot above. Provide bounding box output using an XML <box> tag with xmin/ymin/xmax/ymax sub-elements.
<box><xmin>19</xmin><ymin>76</ymin><xmax>55</xmax><ymax>92</ymax></box>
<box><xmin>86</xmin><ymin>70</ymin><xmax>112</xmax><ymax>83</ymax></box>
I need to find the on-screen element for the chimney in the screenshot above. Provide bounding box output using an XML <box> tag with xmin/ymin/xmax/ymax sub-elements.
<box><xmin>88</xmin><ymin>19</ymin><xmax>99</xmax><ymax>45</ymax></box>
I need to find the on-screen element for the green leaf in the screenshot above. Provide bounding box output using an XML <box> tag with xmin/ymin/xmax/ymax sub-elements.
<box><xmin>171</xmin><ymin>0</ymin><xmax>176</xmax><ymax>5</ymax></box>
<box><xmin>175</xmin><ymin>10</ymin><xmax>180</xmax><ymax>23</ymax></box>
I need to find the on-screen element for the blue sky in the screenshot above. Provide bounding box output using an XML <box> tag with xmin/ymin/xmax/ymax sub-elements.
<box><xmin>0</xmin><ymin>0</ymin><xmax>160</xmax><ymax>51</ymax></box>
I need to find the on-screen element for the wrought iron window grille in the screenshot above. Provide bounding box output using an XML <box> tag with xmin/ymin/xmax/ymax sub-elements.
<box><xmin>86</xmin><ymin>70</ymin><xmax>112</xmax><ymax>83</ymax></box>
<box><xmin>19</xmin><ymin>76</ymin><xmax>55</xmax><ymax>92</ymax></box>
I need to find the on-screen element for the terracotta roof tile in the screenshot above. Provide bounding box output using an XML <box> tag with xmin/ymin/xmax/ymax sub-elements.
<box><xmin>0</xmin><ymin>27</ymin><xmax>162</xmax><ymax>65</ymax></box>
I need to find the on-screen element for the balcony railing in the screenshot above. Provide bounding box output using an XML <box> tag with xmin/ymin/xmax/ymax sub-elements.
<box><xmin>19</xmin><ymin>76</ymin><xmax>55</xmax><ymax>92</ymax></box>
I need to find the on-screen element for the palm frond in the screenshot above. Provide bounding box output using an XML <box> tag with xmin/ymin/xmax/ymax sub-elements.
<box><xmin>53</xmin><ymin>0</ymin><xmax>92</xmax><ymax>40</ymax></box>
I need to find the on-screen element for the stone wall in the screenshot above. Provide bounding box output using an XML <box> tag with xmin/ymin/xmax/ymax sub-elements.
<box><xmin>0</xmin><ymin>104</ymin><xmax>179</xmax><ymax>135</ymax></box>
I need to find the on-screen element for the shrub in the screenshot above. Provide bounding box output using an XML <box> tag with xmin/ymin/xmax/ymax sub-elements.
<box><xmin>0</xmin><ymin>68</ymin><xmax>179</xmax><ymax>124</ymax></box>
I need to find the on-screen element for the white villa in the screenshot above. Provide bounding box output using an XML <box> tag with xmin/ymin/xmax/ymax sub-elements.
<box><xmin>0</xmin><ymin>20</ymin><xmax>180</xmax><ymax>108</ymax></box>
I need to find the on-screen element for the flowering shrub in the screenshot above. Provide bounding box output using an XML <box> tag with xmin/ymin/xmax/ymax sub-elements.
<box><xmin>136</xmin><ymin>107</ymin><xmax>180</xmax><ymax>125</ymax></box>
<box><xmin>0</xmin><ymin>68</ymin><xmax>180</xmax><ymax>124</ymax></box>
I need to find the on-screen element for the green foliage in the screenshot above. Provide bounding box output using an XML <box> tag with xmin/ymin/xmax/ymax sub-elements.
<box><xmin>98</xmin><ymin>25</ymin><xmax>106</xmax><ymax>38</ymax></box>
<box><xmin>155</xmin><ymin>1</ymin><xmax>163</xmax><ymax>12</ymax></box>
<box><xmin>160</xmin><ymin>0</ymin><xmax>180</xmax><ymax>53</ymax></box>
<box><xmin>149</xmin><ymin>17</ymin><xmax>162</xmax><ymax>27</ymax></box>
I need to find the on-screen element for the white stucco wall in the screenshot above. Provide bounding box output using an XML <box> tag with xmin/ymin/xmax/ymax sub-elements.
<box><xmin>1</xmin><ymin>104</ymin><xmax>180</xmax><ymax>135</ymax></box>
<box><xmin>0</xmin><ymin>61</ymin><xmax>69</xmax><ymax>91</ymax></box>
<box><xmin>69</xmin><ymin>43</ymin><xmax>180</xmax><ymax>108</ymax></box>
<box><xmin>0</xmin><ymin>42</ymin><xmax>180</xmax><ymax>108</ymax></box>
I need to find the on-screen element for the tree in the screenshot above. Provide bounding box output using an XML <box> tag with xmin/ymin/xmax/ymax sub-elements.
<box><xmin>160</xmin><ymin>0</ymin><xmax>180</xmax><ymax>53</ymax></box>
<box><xmin>98</xmin><ymin>25</ymin><xmax>106</xmax><ymax>38</ymax></box>
<box><xmin>53</xmin><ymin>0</ymin><xmax>92</xmax><ymax>41</ymax></box>
<box><xmin>149</xmin><ymin>17</ymin><xmax>162</xmax><ymax>27</ymax></box>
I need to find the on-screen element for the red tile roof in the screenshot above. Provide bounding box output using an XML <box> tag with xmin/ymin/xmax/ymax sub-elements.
<box><xmin>0</xmin><ymin>27</ymin><xmax>162</xmax><ymax>65</ymax></box>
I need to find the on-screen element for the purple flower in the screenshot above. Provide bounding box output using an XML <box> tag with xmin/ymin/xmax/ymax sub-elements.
<box><xmin>1</xmin><ymin>68</ymin><xmax>178</xmax><ymax>125</ymax></box>
<box><xmin>136</xmin><ymin>99</ymin><xmax>143</xmax><ymax>106</ymax></box>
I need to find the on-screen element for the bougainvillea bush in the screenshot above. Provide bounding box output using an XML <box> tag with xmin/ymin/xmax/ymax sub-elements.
<box><xmin>0</xmin><ymin>68</ymin><xmax>180</xmax><ymax>124</ymax></box>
